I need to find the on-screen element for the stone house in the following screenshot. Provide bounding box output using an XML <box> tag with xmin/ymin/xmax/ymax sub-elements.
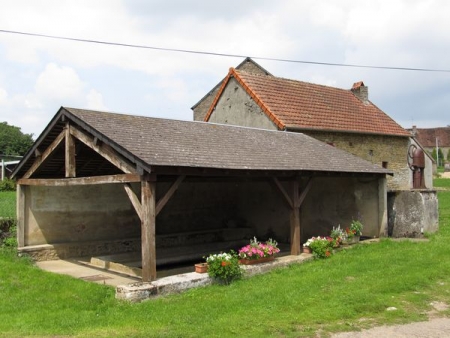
<box><xmin>193</xmin><ymin>62</ymin><xmax>433</xmax><ymax>191</ymax></box>
<box><xmin>13</xmin><ymin>107</ymin><xmax>391</xmax><ymax>281</ymax></box>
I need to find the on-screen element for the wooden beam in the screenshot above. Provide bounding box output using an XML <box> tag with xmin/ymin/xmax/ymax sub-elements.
<box><xmin>69</xmin><ymin>127</ymin><xmax>136</xmax><ymax>174</ymax></box>
<box><xmin>23</xmin><ymin>130</ymin><xmax>66</xmax><ymax>178</ymax></box>
<box><xmin>297</xmin><ymin>177</ymin><xmax>313</xmax><ymax>208</ymax></box>
<box><xmin>155</xmin><ymin>175</ymin><xmax>185</xmax><ymax>216</ymax></box>
<box><xmin>141</xmin><ymin>179</ymin><xmax>156</xmax><ymax>282</ymax></box>
<box><xmin>65</xmin><ymin>124</ymin><xmax>76</xmax><ymax>178</ymax></box>
<box><xmin>18</xmin><ymin>174</ymin><xmax>141</xmax><ymax>186</ymax></box>
<box><xmin>16</xmin><ymin>184</ymin><xmax>25</xmax><ymax>247</ymax></box>
<box><xmin>290</xmin><ymin>180</ymin><xmax>301</xmax><ymax>255</ymax></box>
<box><xmin>271</xmin><ymin>177</ymin><xmax>294</xmax><ymax>209</ymax></box>
<box><xmin>124</xmin><ymin>183</ymin><xmax>142</xmax><ymax>221</ymax></box>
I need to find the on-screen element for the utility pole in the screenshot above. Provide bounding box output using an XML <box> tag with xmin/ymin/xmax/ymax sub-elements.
<box><xmin>436</xmin><ymin>137</ymin><xmax>439</xmax><ymax>168</ymax></box>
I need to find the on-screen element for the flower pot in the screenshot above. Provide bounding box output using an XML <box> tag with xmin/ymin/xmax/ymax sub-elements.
<box><xmin>302</xmin><ymin>246</ymin><xmax>312</xmax><ymax>254</ymax></box>
<box><xmin>343</xmin><ymin>236</ymin><xmax>360</xmax><ymax>245</ymax></box>
<box><xmin>195</xmin><ymin>263</ymin><xmax>208</xmax><ymax>273</ymax></box>
<box><xmin>238</xmin><ymin>256</ymin><xmax>275</xmax><ymax>265</ymax></box>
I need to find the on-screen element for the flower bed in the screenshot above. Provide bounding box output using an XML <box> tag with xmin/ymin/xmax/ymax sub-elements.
<box><xmin>238</xmin><ymin>237</ymin><xmax>280</xmax><ymax>263</ymax></box>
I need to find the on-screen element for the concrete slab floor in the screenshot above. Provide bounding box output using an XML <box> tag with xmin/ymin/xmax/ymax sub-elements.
<box><xmin>35</xmin><ymin>259</ymin><xmax>140</xmax><ymax>287</ymax></box>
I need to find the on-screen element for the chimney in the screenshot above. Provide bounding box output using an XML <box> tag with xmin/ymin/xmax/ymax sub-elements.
<box><xmin>411</xmin><ymin>125</ymin><xmax>417</xmax><ymax>136</ymax></box>
<box><xmin>351</xmin><ymin>81</ymin><xmax>369</xmax><ymax>103</ymax></box>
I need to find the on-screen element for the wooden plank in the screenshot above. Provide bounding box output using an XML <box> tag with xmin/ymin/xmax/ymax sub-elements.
<box><xmin>69</xmin><ymin>127</ymin><xmax>136</xmax><ymax>174</ymax></box>
<box><xmin>16</xmin><ymin>184</ymin><xmax>25</xmax><ymax>247</ymax></box>
<box><xmin>155</xmin><ymin>175</ymin><xmax>185</xmax><ymax>216</ymax></box>
<box><xmin>297</xmin><ymin>177</ymin><xmax>313</xmax><ymax>208</ymax></box>
<box><xmin>65</xmin><ymin>124</ymin><xmax>76</xmax><ymax>178</ymax></box>
<box><xmin>271</xmin><ymin>177</ymin><xmax>294</xmax><ymax>209</ymax></box>
<box><xmin>290</xmin><ymin>180</ymin><xmax>301</xmax><ymax>255</ymax></box>
<box><xmin>18</xmin><ymin>174</ymin><xmax>141</xmax><ymax>186</ymax></box>
<box><xmin>124</xmin><ymin>183</ymin><xmax>142</xmax><ymax>221</ymax></box>
<box><xmin>23</xmin><ymin>130</ymin><xmax>66</xmax><ymax>178</ymax></box>
<box><xmin>141</xmin><ymin>180</ymin><xmax>156</xmax><ymax>282</ymax></box>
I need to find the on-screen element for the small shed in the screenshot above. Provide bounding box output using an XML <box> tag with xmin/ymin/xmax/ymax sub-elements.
<box><xmin>13</xmin><ymin>107</ymin><xmax>391</xmax><ymax>281</ymax></box>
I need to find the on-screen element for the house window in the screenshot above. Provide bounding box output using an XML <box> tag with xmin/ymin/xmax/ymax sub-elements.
<box><xmin>382</xmin><ymin>161</ymin><xmax>388</xmax><ymax>168</ymax></box>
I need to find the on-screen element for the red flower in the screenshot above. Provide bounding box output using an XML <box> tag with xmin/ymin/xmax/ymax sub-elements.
<box><xmin>221</xmin><ymin>261</ymin><xmax>229</xmax><ymax>267</ymax></box>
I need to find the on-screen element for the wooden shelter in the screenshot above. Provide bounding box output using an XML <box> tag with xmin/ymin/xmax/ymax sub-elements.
<box><xmin>13</xmin><ymin>107</ymin><xmax>391</xmax><ymax>282</ymax></box>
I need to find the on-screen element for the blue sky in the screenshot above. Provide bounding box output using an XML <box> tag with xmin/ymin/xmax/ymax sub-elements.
<box><xmin>0</xmin><ymin>0</ymin><xmax>449</xmax><ymax>137</ymax></box>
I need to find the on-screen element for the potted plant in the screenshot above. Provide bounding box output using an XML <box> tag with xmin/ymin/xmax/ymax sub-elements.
<box><xmin>344</xmin><ymin>220</ymin><xmax>363</xmax><ymax>244</ymax></box>
<box><xmin>330</xmin><ymin>225</ymin><xmax>345</xmax><ymax>247</ymax></box>
<box><xmin>304</xmin><ymin>236</ymin><xmax>334</xmax><ymax>259</ymax></box>
<box><xmin>238</xmin><ymin>237</ymin><xmax>280</xmax><ymax>264</ymax></box>
<box><xmin>194</xmin><ymin>262</ymin><xmax>208</xmax><ymax>273</ymax></box>
<box><xmin>205</xmin><ymin>251</ymin><xmax>242</xmax><ymax>285</ymax></box>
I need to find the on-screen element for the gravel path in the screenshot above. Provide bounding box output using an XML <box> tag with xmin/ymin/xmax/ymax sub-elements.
<box><xmin>331</xmin><ymin>318</ymin><xmax>450</xmax><ymax>337</ymax></box>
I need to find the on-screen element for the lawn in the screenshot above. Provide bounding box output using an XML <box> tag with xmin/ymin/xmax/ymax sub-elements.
<box><xmin>0</xmin><ymin>191</ymin><xmax>16</xmax><ymax>218</ymax></box>
<box><xmin>1</xmin><ymin>187</ymin><xmax>450</xmax><ymax>337</ymax></box>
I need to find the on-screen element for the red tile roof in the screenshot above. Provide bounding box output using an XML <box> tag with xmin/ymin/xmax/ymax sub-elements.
<box><xmin>205</xmin><ymin>68</ymin><xmax>410</xmax><ymax>137</ymax></box>
<box><xmin>411</xmin><ymin>127</ymin><xmax>450</xmax><ymax>147</ymax></box>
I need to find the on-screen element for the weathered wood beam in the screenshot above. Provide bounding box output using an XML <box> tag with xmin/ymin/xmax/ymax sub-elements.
<box><xmin>124</xmin><ymin>183</ymin><xmax>142</xmax><ymax>221</ymax></box>
<box><xmin>18</xmin><ymin>174</ymin><xmax>141</xmax><ymax>186</ymax></box>
<box><xmin>141</xmin><ymin>179</ymin><xmax>156</xmax><ymax>282</ymax></box>
<box><xmin>23</xmin><ymin>130</ymin><xmax>66</xmax><ymax>178</ymax></box>
<box><xmin>65</xmin><ymin>124</ymin><xmax>76</xmax><ymax>178</ymax></box>
<box><xmin>271</xmin><ymin>177</ymin><xmax>294</xmax><ymax>209</ymax></box>
<box><xmin>69</xmin><ymin>127</ymin><xmax>136</xmax><ymax>174</ymax></box>
<box><xmin>16</xmin><ymin>184</ymin><xmax>25</xmax><ymax>247</ymax></box>
<box><xmin>290</xmin><ymin>180</ymin><xmax>301</xmax><ymax>255</ymax></box>
<box><xmin>297</xmin><ymin>177</ymin><xmax>313</xmax><ymax>208</ymax></box>
<box><xmin>155</xmin><ymin>175</ymin><xmax>186</xmax><ymax>216</ymax></box>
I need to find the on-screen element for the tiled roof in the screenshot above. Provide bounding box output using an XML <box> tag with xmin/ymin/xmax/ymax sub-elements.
<box><xmin>53</xmin><ymin>107</ymin><xmax>389</xmax><ymax>175</ymax></box>
<box><xmin>205</xmin><ymin>68</ymin><xmax>410</xmax><ymax>137</ymax></box>
<box><xmin>411</xmin><ymin>127</ymin><xmax>450</xmax><ymax>147</ymax></box>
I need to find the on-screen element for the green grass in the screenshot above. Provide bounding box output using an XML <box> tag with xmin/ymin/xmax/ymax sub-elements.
<box><xmin>1</xmin><ymin>189</ymin><xmax>450</xmax><ymax>337</ymax></box>
<box><xmin>435</xmin><ymin>178</ymin><xmax>450</xmax><ymax>189</ymax></box>
<box><xmin>0</xmin><ymin>191</ymin><xmax>16</xmax><ymax>218</ymax></box>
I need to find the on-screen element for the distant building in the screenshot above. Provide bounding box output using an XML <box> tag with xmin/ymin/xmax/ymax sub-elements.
<box><xmin>409</xmin><ymin>126</ymin><xmax>450</xmax><ymax>164</ymax></box>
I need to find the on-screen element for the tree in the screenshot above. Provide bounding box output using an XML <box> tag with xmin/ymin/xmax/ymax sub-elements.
<box><xmin>0</xmin><ymin>122</ymin><xmax>34</xmax><ymax>157</ymax></box>
<box><xmin>431</xmin><ymin>147</ymin><xmax>445</xmax><ymax>167</ymax></box>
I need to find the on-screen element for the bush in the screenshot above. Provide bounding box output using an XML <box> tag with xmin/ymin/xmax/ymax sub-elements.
<box><xmin>0</xmin><ymin>179</ymin><xmax>16</xmax><ymax>192</ymax></box>
<box><xmin>0</xmin><ymin>218</ymin><xmax>17</xmax><ymax>247</ymax></box>
<box><xmin>206</xmin><ymin>251</ymin><xmax>242</xmax><ymax>285</ymax></box>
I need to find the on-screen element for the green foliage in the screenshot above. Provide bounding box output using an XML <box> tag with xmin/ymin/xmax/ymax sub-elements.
<box><xmin>205</xmin><ymin>251</ymin><xmax>242</xmax><ymax>285</ymax></box>
<box><xmin>431</xmin><ymin>147</ymin><xmax>445</xmax><ymax>166</ymax></box>
<box><xmin>306</xmin><ymin>237</ymin><xmax>335</xmax><ymax>259</ymax></box>
<box><xmin>0</xmin><ymin>191</ymin><xmax>16</xmax><ymax>218</ymax></box>
<box><xmin>0</xmin><ymin>220</ymin><xmax>17</xmax><ymax>247</ymax></box>
<box><xmin>0</xmin><ymin>121</ymin><xmax>34</xmax><ymax>156</ymax></box>
<box><xmin>447</xmin><ymin>150</ymin><xmax>450</xmax><ymax>161</ymax></box>
<box><xmin>0</xmin><ymin>178</ymin><xmax>16</xmax><ymax>191</ymax></box>
<box><xmin>350</xmin><ymin>219</ymin><xmax>363</xmax><ymax>236</ymax></box>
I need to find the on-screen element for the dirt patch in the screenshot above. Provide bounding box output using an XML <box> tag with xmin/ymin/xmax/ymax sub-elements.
<box><xmin>440</xmin><ymin>172</ymin><xmax>450</xmax><ymax>178</ymax></box>
<box><xmin>331</xmin><ymin>302</ymin><xmax>450</xmax><ymax>338</ymax></box>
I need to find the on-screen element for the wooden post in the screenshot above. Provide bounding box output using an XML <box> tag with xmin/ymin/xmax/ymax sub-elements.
<box><xmin>290</xmin><ymin>180</ymin><xmax>301</xmax><ymax>255</ymax></box>
<box><xmin>65</xmin><ymin>124</ymin><xmax>76</xmax><ymax>178</ymax></box>
<box><xmin>16</xmin><ymin>184</ymin><xmax>25</xmax><ymax>247</ymax></box>
<box><xmin>141</xmin><ymin>179</ymin><xmax>156</xmax><ymax>282</ymax></box>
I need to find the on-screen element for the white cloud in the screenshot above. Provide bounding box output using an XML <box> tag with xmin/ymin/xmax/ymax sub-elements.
<box><xmin>0</xmin><ymin>87</ymin><xmax>7</xmax><ymax>104</ymax></box>
<box><xmin>86</xmin><ymin>89</ymin><xmax>108</xmax><ymax>111</ymax></box>
<box><xmin>35</xmin><ymin>63</ymin><xmax>85</xmax><ymax>101</ymax></box>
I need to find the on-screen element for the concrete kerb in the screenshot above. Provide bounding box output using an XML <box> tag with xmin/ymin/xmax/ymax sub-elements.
<box><xmin>115</xmin><ymin>254</ymin><xmax>314</xmax><ymax>302</ymax></box>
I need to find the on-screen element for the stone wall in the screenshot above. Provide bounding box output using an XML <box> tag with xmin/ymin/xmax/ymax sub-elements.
<box><xmin>19</xmin><ymin>175</ymin><xmax>385</xmax><ymax>260</ymax></box>
<box><xmin>388</xmin><ymin>190</ymin><xmax>439</xmax><ymax>237</ymax></box>
<box><xmin>193</xmin><ymin>61</ymin><xmax>271</xmax><ymax>122</ymax></box>
<box><xmin>302</xmin><ymin>130</ymin><xmax>411</xmax><ymax>190</ymax></box>
<box><xmin>208</xmin><ymin>77</ymin><xmax>278</xmax><ymax>130</ymax></box>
